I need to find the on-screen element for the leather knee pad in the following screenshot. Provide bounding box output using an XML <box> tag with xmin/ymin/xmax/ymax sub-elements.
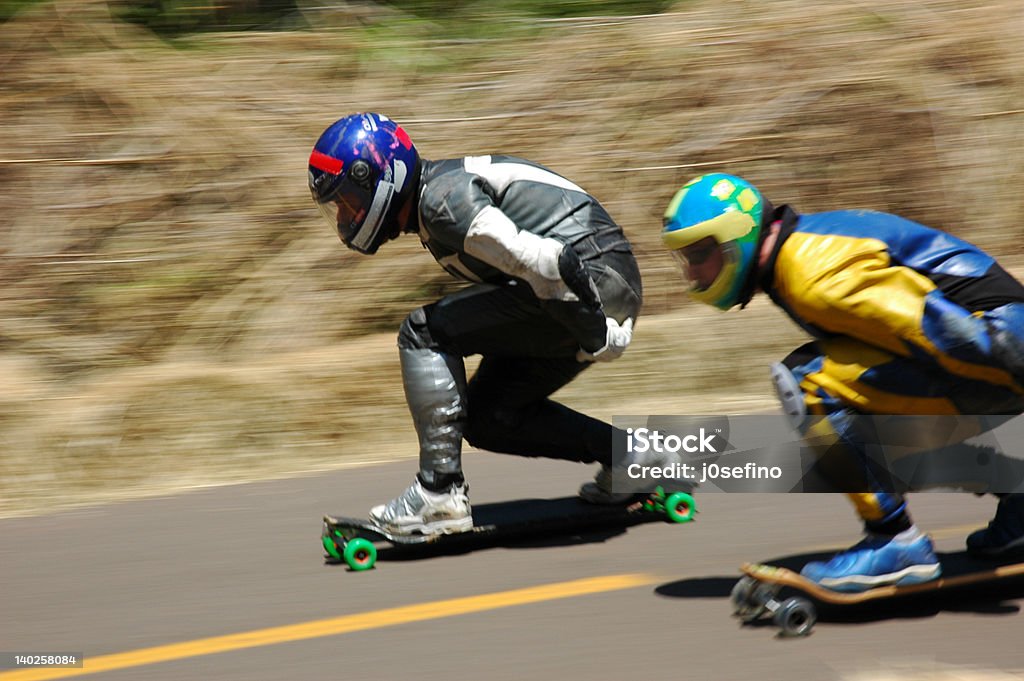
<box><xmin>398</xmin><ymin>306</ymin><xmax>438</xmax><ymax>351</ymax></box>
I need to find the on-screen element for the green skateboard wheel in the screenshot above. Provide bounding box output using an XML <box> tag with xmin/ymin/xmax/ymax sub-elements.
<box><xmin>664</xmin><ymin>492</ymin><xmax>696</xmax><ymax>523</ymax></box>
<box><xmin>343</xmin><ymin>537</ymin><xmax>377</xmax><ymax>571</ymax></box>
<box><xmin>322</xmin><ymin>534</ymin><xmax>342</xmax><ymax>560</ymax></box>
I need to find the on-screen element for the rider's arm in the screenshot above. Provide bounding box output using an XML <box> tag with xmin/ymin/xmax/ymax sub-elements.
<box><xmin>462</xmin><ymin>203</ymin><xmax>593</xmax><ymax>303</ymax></box>
<box><xmin>774</xmin><ymin>232</ymin><xmax>1017</xmax><ymax>387</ymax></box>
<box><xmin>421</xmin><ymin>168</ymin><xmax>613</xmax><ymax>354</ymax></box>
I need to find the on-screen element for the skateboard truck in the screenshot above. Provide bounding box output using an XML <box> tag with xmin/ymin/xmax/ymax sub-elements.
<box><xmin>731</xmin><ymin>557</ymin><xmax>1024</xmax><ymax>637</ymax></box>
<box><xmin>642</xmin><ymin>486</ymin><xmax>697</xmax><ymax>524</ymax></box>
<box><xmin>731</xmin><ymin>574</ymin><xmax>816</xmax><ymax>637</ymax></box>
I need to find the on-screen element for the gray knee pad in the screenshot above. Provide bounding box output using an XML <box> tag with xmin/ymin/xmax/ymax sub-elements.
<box><xmin>398</xmin><ymin>306</ymin><xmax>438</xmax><ymax>351</ymax></box>
<box><xmin>400</xmin><ymin>347</ymin><xmax>468</xmax><ymax>482</ymax></box>
<box><xmin>770</xmin><ymin>361</ymin><xmax>807</xmax><ymax>431</ymax></box>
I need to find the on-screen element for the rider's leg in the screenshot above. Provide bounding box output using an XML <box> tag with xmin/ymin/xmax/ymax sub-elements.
<box><xmin>774</xmin><ymin>341</ymin><xmax>940</xmax><ymax>591</ymax></box>
<box><xmin>966</xmin><ymin>302</ymin><xmax>1024</xmax><ymax>557</ymax></box>
<box><xmin>368</xmin><ymin>304</ymin><xmax>472</xmax><ymax>535</ymax></box>
<box><xmin>371</xmin><ymin>280</ymin><xmax>629</xmax><ymax>532</ymax></box>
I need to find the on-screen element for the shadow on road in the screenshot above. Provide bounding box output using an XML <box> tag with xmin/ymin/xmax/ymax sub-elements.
<box><xmin>374</xmin><ymin>523</ymin><xmax>636</xmax><ymax>562</ymax></box>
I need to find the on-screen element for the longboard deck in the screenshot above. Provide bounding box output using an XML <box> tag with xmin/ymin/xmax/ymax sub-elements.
<box><xmin>325</xmin><ymin>495</ymin><xmax>659</xmax><ymax>548</ymax></box>
<box><xmin>741</xmin><ymin>554</ymin><xmax>1024</xmax><ymax>605</ymax></box>
<box><xmin>323</xmin><ymin>490</ymin><xmax>696</xmax><ymax>569</ymax></box>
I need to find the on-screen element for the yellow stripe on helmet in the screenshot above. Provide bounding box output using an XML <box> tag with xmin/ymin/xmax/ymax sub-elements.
<box><xmin>661</xmin><ymin>209</ymin><xmax>757</xmax><ymax>251</ymax></box>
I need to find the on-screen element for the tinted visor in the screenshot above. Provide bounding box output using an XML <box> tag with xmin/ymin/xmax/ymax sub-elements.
<box><xmin>669</xmin><ymin>236</ymin><xmax>724</xmax><ymax>292</ymax></box>
<box><xmin>315</xmin><ymin>177</ymin><xmax>373</xmax><ymax>247</ymax></box>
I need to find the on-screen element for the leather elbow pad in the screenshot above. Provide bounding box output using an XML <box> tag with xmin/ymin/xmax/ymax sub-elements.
<box><xmin>557</xmin><ymin>244</ymin><xmax>602</xmax><ymax>310</ymax></box>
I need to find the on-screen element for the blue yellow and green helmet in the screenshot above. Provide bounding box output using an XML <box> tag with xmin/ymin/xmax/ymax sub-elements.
<box><xmin>661</xmin><ymin>173</ymin><xmax>767</xmax><ymax>310</ymax></box>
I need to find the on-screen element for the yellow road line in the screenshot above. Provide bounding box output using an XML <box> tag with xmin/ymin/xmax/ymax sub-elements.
<box><xmin>0</xmin><ymin>573</ymin><xmax>658</xmax><ymax>681</ymax></box>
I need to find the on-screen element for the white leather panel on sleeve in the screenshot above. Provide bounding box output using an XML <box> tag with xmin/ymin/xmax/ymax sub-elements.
<box><xmin>464</xmin><ymin>205</ymin><xmax>576</xmax><ymax>301</ymax></box>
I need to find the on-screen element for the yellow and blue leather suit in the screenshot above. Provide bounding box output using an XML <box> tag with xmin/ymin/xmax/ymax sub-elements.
<box><xmin>763</xmin><ymin>207</ymin><xmax>1024</xmax><ymax>524</ymax></box>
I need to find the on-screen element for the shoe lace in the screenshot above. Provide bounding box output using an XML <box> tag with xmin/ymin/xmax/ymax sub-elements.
<box><xmin>384</xmin><ymin>481</ymin><xmax>424</xmax><ymax>518</ymax></box>
<box><xmin>841</xmin><ymin>534</ymin><xmax>892</xmax><ymax>555</ymax></box>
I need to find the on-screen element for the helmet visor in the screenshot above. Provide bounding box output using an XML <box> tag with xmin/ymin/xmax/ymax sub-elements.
<box><xmin>315</xmin><ymin>178</ymin><xmax>373</xmax><ymax>244</ymax></box>
<box><xmin>669</xmin><ymin>236</ymin><xmax>724</xmax><ymax>292</ymax></box>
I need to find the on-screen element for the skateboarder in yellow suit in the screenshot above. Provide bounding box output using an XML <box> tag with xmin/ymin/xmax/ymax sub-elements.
<box><xmin>661</xmin><ymin>172</ymin><xmax>1024</xmax><ymax>592</ymax></box>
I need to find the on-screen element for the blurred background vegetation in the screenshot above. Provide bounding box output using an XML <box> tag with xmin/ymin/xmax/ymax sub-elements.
<box><xmin>1</xmin><ymin>0</ymin><xmax>1021</xmax><ymax>515</ymax></box>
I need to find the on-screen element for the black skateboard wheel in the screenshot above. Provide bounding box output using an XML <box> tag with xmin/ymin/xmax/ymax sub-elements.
<box><xmin>773</xmin><ymin>597</ymin><xmax>816</xmax><ymax>637</ymax></box>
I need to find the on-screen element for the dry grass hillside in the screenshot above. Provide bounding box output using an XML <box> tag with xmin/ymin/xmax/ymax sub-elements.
<box><xmin>1</xmin><ymin>0</ymin><xmax>1022</xmax><ymax>515</ymax></box>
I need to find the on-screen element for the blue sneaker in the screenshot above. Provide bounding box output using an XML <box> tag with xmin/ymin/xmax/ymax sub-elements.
<box><xmin>800</xmin><ymin>531</ymin><xmax>941</xmax><ymax>592</ymax></box>
<box><xmin>967</xmin><ymin>495</ymin><xmax>1024</xmax><ymax>558</ymax></box>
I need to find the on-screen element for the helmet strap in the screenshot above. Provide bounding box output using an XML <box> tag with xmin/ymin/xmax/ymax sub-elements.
<box><xmin>737</xmin><ymin>197</ymin><xmax>776</xmax><ymax>309</ymax></box>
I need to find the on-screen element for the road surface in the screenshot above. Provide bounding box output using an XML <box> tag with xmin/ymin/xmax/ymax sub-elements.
<box><xmin>3</xmin><ymin>455</ymin><xmax>1023</xmax><ymax>680</ymax></box>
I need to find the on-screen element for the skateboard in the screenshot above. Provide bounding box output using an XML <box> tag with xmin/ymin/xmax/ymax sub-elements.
<box><xmin>731</xmin><ymin>554</ymin><xmax>1024</xmax><ymax>637</ymax></box>
<box><xmin>322</xmin><ymin>486</ymin><xmax>696</xmax><ymax>571</ymax></box>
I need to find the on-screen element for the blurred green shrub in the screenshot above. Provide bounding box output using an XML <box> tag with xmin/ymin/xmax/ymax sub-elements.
<box><xmin>0</xmin><ymin>0</ymin><xmax>45</xmax><ymax>22</ymax></box>
<box><xmin>382</xmin><ymin>0</ymin><xmax>675</xmax><ymax>18</ymax></box>
<box><xmin>93</xmin><ymin>0</ymin><xmax>676</xmax><ymax>36</ymax></box>
<box><xmin>109</xmin><ymin>0</ymin><xmax>303</xmax><ymax>34</ymax></box>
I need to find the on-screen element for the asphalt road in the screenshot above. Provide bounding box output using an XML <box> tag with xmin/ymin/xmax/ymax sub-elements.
<box><xmin>3</xmin><ymin>454</ymin><xmax>1024</xmax><ymax>680</ymax></box>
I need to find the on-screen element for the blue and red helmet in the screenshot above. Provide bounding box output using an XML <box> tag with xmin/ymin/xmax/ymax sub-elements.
<box><xmin>308</xmin><ymin>113</ymin><xmax>420</xmax><ymax>255</ymax></box>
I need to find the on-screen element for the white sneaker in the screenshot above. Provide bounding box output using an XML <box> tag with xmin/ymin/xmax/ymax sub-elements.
<box><xmin>579</xmin><ymin>448</ymin><xmax>688</xmax><ymax>505</ymax></box>
<box><xmin>579</xmin><ymin>467</ymin><xmax>633</xmax><ymax>504</ymax></box>
<box><xmin>369</xmin><ymin>478</ymin><xmax>472</xmax><ymax>536</ymax></box>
